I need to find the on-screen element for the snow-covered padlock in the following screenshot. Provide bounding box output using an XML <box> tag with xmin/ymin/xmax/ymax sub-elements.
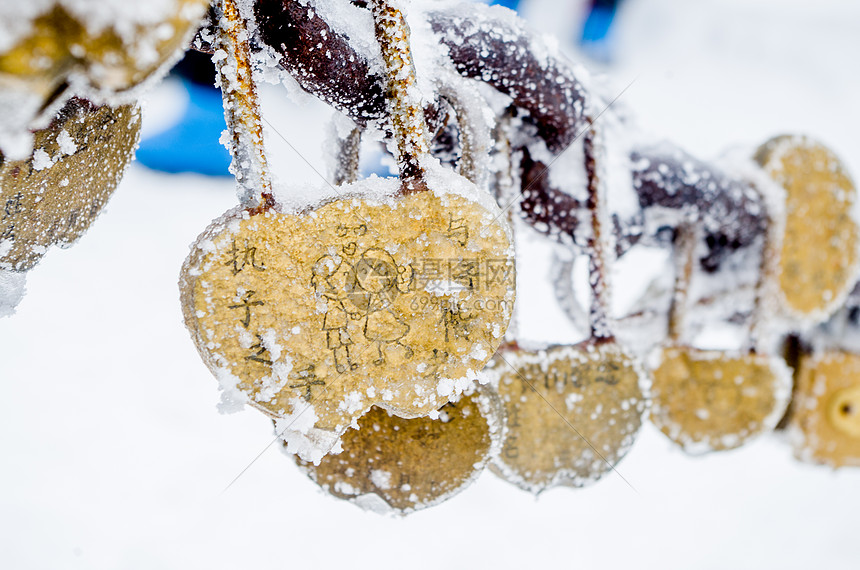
<box><xmin>1</xmin><ymin>97</ymin><xmax>140</xmax><ymax>272</ymax></box>
<box><xmin>651</xmin><ymin>349</ymin><xmax>790</xmax><ymax>452</ymax></box>
<box><xmin>753</xmin><ymin>135</ymin><xmax>859</xmax><ymax>322</ymax></box>
<box><xmin>0</xmin><ymin>0</ymin><xmax>208</xmax><ymax>138</ymax></box>
<box><xmin>485</xmin><ymin>122</ymin><xmax>648</xmax><ymax>493</ymax></box>
<box><xmin>790</xmin><ymin>350</ymin><xmax>860</xmax><ymax>468</ymax></box>
<box><xmin>649</xmin><ymin>221</ymin><xmax>792</xmax><ymax>453</ymax></box>
<box><xmin>486</xmin><ymin>342</ymin><xmax>646</xmax><ymax>492</ymax></box>
<box><xmin>293</xmin><ymin>384</ymin><xmax>504</xmax><ymax>514</ymax></box>
<box><xmin>180</xmin><ymin>0</ymin><xmax>514</xmax><ymax>460</ymax></box>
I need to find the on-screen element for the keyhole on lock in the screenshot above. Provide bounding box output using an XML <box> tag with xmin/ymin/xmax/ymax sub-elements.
<box><xmin>828</xmin><ymin>386</ymin><xmax>860</xmax><ymax>439</ymax></box>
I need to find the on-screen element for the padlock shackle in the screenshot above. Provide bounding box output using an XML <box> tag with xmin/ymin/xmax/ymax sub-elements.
<box><xmin>216</xmin><ymin>0</ymin><xmax>276</xmax><ymax>213</ymax></box>
<box><xmin>370</xmin><ymin>0</ymin><xmax>430</xmax><ymax>192</ymax></box>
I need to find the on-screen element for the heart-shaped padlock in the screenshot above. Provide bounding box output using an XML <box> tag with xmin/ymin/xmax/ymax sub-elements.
<box><xmin>180</xmin><ymin>0</ymin><xmax>514</xmax><ymax>460</ymax></box>
<box><xmin>754</xmin><ymin>135</ymin><xmax>858</xmax><ymax>322</ymax></box>
<box><xmin>487</xmin><ymin>120</ymin><xmax>648</xmax><ymax>493</ymax></box>
<box><xmin>649</xmin><ymin>223</ymin><xmax>791</xmax><ymax>453</ymax></box>
<box><xmin>1</xmin><ymin>97</ymin><xmax>140</xmax><ymax>272</ymax></box>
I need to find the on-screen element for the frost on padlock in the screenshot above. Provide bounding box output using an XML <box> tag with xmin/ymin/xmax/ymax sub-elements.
<box><xmin>180</xmin><ymin>0</ymin><xmax>514</xmax><ymax>461</ymax></box>
<box><xmin>1</xmin><ymin>97</ymin><xmax>140</xmax><ymax>272</ymax></box>
<box><xmin>754</xmin><ymin>135</ymin><xmax>859</xmax><ymax>322</ymax></box>
<box><xmin>180</xmin><ymin>166</ymin><xmax>515</xmax><ymax>458</ymax></box>
<box><xmin>650</xmin><ymin>349</ymin><xmax>792</xmax><ymax>453</ymax></box>
<box><xmin>486</xmin><ymin>343</ymin><xmax>647</xmax><ymax>493</ymax></box>
<box><xmin>0</xmin><ymin>0</ymin><xmax>208</xmax><ymax>156</ymax></box>
<box><xmin>0</xmin><ymin>269</ymin><xmax>26</xmax><ymax>317</ymax></box>
<box><xmin>648</xmin><ymin>220</ymin><xmax>792</xmax><ymax>454</ymax></box>
<box><xmin>790</xmin><ymin>351</ymin><xmax>860</xmax><ymax>468</ymax></box>
<box><xmin>292</xmin><ymin>384</ymin><xmax>504</xmax><ymax>514</ymax></box>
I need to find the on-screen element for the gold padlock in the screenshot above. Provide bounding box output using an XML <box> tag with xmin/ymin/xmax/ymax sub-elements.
<box><xmin>294</xmin><ymin>385</ymin><xmax>504</xmax><ymax>514</ymax></box>
<box><xmin>791</xmin><ymin>351</ymin><xmax>860</xmax><ymax>467</ymax></box>
<box><xmin>180</xmin><ymin>0</ymin><xmax>515</xmax><ymax>460</ymax></box>
<box><xmin>1</xmin><ymin>98</ymin><xmax>140</xmax><ymax>271</ymax></box>
<box><xmin>650</xmin><ymin>348</ymin><xmax>791</xmax><ymax>452</ymax></box>
<box><xmin>487</xmin><ymin>342</ymin><xmax>646</xmax><ymax>492</ymax></box>
<box><xmin>754</xmin><ymin>135</ymin><xmax>858</xmax><ymax>321</ymax></box>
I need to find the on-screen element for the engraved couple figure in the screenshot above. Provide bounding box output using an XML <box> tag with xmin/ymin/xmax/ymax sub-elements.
<box><xmin>312</xmin><ymin>246</ymin><xmax>413</xmax><ymax>372</ymax></box>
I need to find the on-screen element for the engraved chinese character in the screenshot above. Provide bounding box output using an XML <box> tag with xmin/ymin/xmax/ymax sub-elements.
<box><xmin>594</xmin><ymin>361</ymin><xmax>621</xmax><ymax>386</ymax></box>
<box><xmin>2</xmin><ymin>191</ymin><xmax>23</xmax><ymax>221</ymax></box>
<box><xmin>486</xmin><ymin>258</ymin><xmax>515</xmax><ymax>289</ymax></box>
<box><xmin>245</xmin><ymin>333</ymin><xmax>273</xmax><ymax>366</ymax></box>
<box><xmin>228</xmin><ymin>290</ymin><xmax>264</xmax><ymax>328</ymax></box>
<box><xmin>0</xmin><ymin>223</ymin><xmax>14</xmax><ymax>241</ymax></box>
<box><xmin>440</xmin><ymin>304</ymin><xmax>474</xmax><ymax>343</ymax></box>
<box><xmin>290</xmin><ymin>364</ymin><xmax>326</xmax><ymax>402</ymax></box>
<box><xmin>418</xmin><ymin>348</ymin><xmax>448</xmax><ymax>379</ymax></box>
<box><xmin>446</xmin><ymin>214</ymin><xmax>469</xmax><ymax>246</ymax></box>
<box><xmin>449</xmin><ymin>258</ymin><xmax>480</xmax><ymax>290</ymax></box>
<box><xmin>224</xmin><ymin>239</ymin><xmax>266</xmax><ymax>275</ymax></box>
<box><xmin>335</xmin><ymin>223</ymin><xmax>367</xmax><ymax>238</ymax></box>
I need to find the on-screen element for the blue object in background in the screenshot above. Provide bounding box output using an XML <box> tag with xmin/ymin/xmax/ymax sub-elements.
<box><xmin>580</xmin><ymin>0</ymin><xmax>622</xmax><ymax>62</ymax></box>
<box><xmin>137</xmin><ymin>50</ymin><xmax>232</xmax><ymax>177</ymax></box>
<box><xmin>136</xmin><ymin>79</ymin><xmax>231</xmax><ymax>177</ymax></box>
<box><xmin>490</xmin><ymin>0</ymin><xmax>521</xmax><ymax>12</ymax></box>
<box><xmin>486</xmin><ymin>0</ymin><xmax>624</xmax><ymax>63</ymax></box>
<box><xmin>581</xmin><ymin>1</ymin><xmax>617</xmax><ymax>42</ymax></box>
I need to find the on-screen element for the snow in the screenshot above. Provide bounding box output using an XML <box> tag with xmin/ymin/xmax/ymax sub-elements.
<box><xmin>0</xmin><ymin>268</ymin><xmax>26</xmax><ymax>317</ymax></box>
<box><xmin>304</xmin><ymin>0</ymin><xmax>384</xmax><ymax>78</ymax></box>
<box><xmin>1</xmin><ymin>0</ymin><xmax>859</xmax><ymax>568</ymax></box>
<box><xmin>56</xmin><ymin>129</ymin><xmax>78</xmax><ymax>156</ymax></box>
<box><xmin>61</xmin><ymin>0</ymin><xmax>189</xmax><ymax>36</ymax></box>
<box><xmin>274</xmin><ymin>400</ymin><xmax>342</xmax><ymax>464</ymax></box>
<box><xmin>370</xmin><ymin>468</ymin><xmax>393</xmax><ymax>490</ymax></box>
<box><xmin>30</xmin><ymin>148</ymin><xmax>53</xmax><ymax>171</ymax></box>
<box><xmin>0</xmin><ymin>1</ymin><xmax>53</xmax><ymax>52</ymax></box>
<box><xmin>433</xmin><ymin>69</ymin><xmax>495</xmax><ymax>190</ymax></box>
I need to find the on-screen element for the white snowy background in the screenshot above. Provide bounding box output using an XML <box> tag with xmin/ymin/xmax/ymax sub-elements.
<box><xmin>2</xmin><ymin>0</ymin><xmax>859</xmax><ymax>568</ymax></box>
